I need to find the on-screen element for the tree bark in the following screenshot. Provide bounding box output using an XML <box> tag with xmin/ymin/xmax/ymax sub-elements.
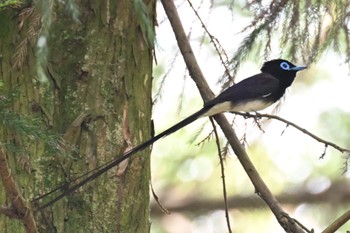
<box><xmin>0</xmin><ymin>1</ymin><xmax>154</xmax><ymax>232</ymax></box>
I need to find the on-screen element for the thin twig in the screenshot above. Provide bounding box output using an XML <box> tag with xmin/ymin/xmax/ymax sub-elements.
<box><xmin>209</xmin><ymin>117</ymin><xmax>232</xmax><ymax>233</ymax></box>
<box><xmin>151</xmin><ymin>183</ymin><xmax>170</xmax><ymax>215</ymax></box>
<box><xmin>234</xmin><ymin>112</ymin><xmax>350</xmax><ymax>154</ymax></box>
<box><xmin>186</xmin><ymin>0</ymin><xmax>233</xmax><ymax>82</ymax></box>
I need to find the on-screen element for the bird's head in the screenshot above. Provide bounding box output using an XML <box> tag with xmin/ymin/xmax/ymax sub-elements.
<box><xmin>261</xmin><ymin>59</ymin><xmax>307</xmax><ymax>87</ymax></box>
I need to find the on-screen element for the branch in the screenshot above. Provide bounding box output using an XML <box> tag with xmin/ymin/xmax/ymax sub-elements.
<box><xmin>234</xmin><ymin>112</ymin><xmax>350</xmax><ymax>155</ymax></box>
<box><xmin>160</xmin><ymin>1</ymin><xmax>305</xmax><ymax>232</ymax></box>
<box><xmin>210</xmin><ymin>117</ymin><xmax>232</xmax><ymax>233</ymax></box>
<box><xmin>322</xmin><ymin>209</ymin><xmax>350</xmax><ymax>233</ymax></box>
<box><xmin>0</xmin><ymin>206</ymin><xmax>21</xmax><ymax>219</ymax></box>
<box><xmin>151</xmin><ymin>181</ymin><xmax>350</xmax><ymax>215</ymax></box>
<box><xmin>0</xmin><ymin>145</ymin><xmax>38</xmax><ymax>233</ymax></box>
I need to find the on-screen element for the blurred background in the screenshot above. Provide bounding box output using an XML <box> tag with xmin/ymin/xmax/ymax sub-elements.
<box><xmin>150</xmin><ymin>1</ymin><xmax>350</xmax><ymax>232</ymax></box>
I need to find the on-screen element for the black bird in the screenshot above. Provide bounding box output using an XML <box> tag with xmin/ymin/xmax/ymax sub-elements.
<box><xmin>37</xmin><ymin>59</ymin><xmax>306</xmax><ymax>209</ymax></box>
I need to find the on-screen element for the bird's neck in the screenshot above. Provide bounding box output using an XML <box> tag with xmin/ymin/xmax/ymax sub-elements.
<box><xmin>272</xmin><ymin>80</ymin><xmax>293</xmax><ymax>101</ymax></box>
<box><xmin>281</xmin><ymin>77</ymin><xmax>295</xmax><ymax>88</ymax></box>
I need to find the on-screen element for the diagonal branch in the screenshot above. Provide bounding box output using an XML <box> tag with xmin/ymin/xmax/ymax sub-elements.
<box><xmin>0</xmin><ymin>206</ymin><xmax>21</xmax><ymax>219</ymax></box>
<box><xmin>322</xmin><ymin>209</ymin><xmax>350</xmax><ymax>233</ymax></box>
<box><xmin>160</xmin><ymin>1</ymin><xmax>305</xmax><ymax>232</ymax></box>
<box><xmin>0</xmin><ymin>144</ymin><xmax>38</xmax><ymax>233</ymax></box>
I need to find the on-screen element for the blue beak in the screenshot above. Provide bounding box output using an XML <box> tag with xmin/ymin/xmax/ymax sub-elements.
<box><xmin>290</xmin><ymin>66</ymin><xmax>307</xmax><ymax>71</ymax></box>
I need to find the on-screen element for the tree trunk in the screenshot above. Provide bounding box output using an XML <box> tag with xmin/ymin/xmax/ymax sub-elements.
<box><xmin>0</xmin><ymin>0</ymin><xmax>154</xmax><ymax>232</ymax></box>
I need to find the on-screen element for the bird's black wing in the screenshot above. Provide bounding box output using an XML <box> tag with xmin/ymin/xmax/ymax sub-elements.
<box><xmin>205</xmin><ymin>73</ymin><xmax>281</xmax><ymax>108</ymax></box>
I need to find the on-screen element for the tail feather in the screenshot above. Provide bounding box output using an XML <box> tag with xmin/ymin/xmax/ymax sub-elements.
<box><xmin>38</xmin><ymin>106</ymin><xmax>209</xmax><ymax>210</ymax></box>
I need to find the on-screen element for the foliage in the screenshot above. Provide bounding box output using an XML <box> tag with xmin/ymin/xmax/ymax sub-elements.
<box><xmin>228</xmin><ymin>0</ymin><xmax>350</xmax><ymax>77</ymax></box>
<box><xmin>11</xmin><ymin>0</ymin><xmax>79</xmax><ymax>80</ymax></box>
<box><xmin>0</xmin><ymin>0</ymin><xmax>22</xmax><ymax>10</ymax></box>
<box><xmin>0</xmin><ymin>95</ymin><xmax>66</xmax><ymax>157</ymax></box>
<box><xmin>134</xmin><ymin>0</ymin><xmax>155</xmax><ymax>48</ymax></box>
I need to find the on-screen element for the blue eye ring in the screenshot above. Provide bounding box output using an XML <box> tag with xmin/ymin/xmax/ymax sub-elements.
<box><xmin>280</xmin><ymin>62</ymin><xmax>290</xmax><ymax>70</ymax></box>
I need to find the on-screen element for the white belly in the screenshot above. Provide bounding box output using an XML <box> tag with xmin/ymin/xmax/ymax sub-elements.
<box><xmin>202</xmin><ymin>100</ymin><xmax>272</xmax><ymax>117</ymax></box>
<box><xmin>232</xmin><ymin>99</ymin><xmax>272</xmax><ymax>112</ymax></box>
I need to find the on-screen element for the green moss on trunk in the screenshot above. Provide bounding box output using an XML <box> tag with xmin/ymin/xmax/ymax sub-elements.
<box><xmin>0</xmin><ymin>0</ymin><xmax>154</xmax><ymax>232</ymax></box>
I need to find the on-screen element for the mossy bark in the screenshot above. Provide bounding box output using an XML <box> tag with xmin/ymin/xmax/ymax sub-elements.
<box><xmin>0</xmin><ymin>1</ymin><xmax>154</xmax><ymax>232</ymax></box>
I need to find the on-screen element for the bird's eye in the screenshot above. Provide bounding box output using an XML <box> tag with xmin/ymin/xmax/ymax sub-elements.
<box><xmin>280</xmin><ymin>62</ymin><xmax>290</xmax><ymax>70</ymax></box>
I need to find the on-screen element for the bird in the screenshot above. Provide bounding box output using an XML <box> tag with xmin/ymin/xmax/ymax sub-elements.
<box><xmin>37</xmin><ymin>59</ymin><xmax>306</xmax><ymax>209</ymax></box>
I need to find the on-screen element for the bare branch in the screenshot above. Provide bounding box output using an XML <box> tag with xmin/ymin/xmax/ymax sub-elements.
<box><xmin>0</xmin><ymin>206</ymin><xmax>21</xmax><ymax>219</ymax></box>
<box><xmin>151</xmin><ymin>181</ymin><xmax>350</xmax><ymax>215</ymax></box>
<box><xmin>160</xmin><ymin>1</ymin><xmax>305</xmax><ymax>232</ymax></box>
<box><xmin>234</xmin><ymin>112</ymin><xmax>350</xmax><ymax>155</ymax></box>
<box><xmin>151</xmin><ymin>183</ymin><xmax>170</xmax><ymax>215</ymax></box>
<box><xmin>322</xmin><ymin>209</ymin><xmax>350</xmax><ymax>233</ymax></box>
<box><xmin>209</xmin><ymin>117</ymin><xmax>232</xmax><ymax>233</ymax></box>
<box><xmin>0</xmin><ymin>145</ymin><xmax>38</xmax><ymax>233</ymax></box>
